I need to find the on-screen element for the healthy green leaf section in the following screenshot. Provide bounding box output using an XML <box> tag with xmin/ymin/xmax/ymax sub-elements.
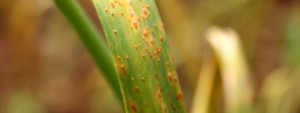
<box><xmin>92</xmin><ymin>0</ymin><xmax>186</xmax><ymax>113</ymax></box>
<box><xmin>53</xmin><ymin>0</ymin><xmax>123</xmax><ymax>103</ymax></box>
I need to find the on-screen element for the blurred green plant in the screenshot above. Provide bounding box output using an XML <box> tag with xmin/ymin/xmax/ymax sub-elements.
<box><xmin>53</xmin><ymin>0</ymin><xmax>123</xmax><ymax>104</ymax></box>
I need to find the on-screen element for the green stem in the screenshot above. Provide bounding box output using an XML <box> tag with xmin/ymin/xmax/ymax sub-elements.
<box><xmin>53</xmin><ymin>0</ymin><xmax>123</xmax><ymax>104</ymax></box>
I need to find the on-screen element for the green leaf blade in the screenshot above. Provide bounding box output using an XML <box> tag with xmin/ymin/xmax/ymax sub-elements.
<box><xmin>92</xmin><ymin>0</ymin><xmax>187</xmax><ymax>113</ymax></box>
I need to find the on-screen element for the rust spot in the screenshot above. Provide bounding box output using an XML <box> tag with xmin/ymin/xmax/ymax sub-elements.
<box><xmin>173</xmin><ymin>75</ymin><xmax>178</xmax><ymax>83</ymax></box>
<box><xmin>130</xmin><ymin>104</ymin><xmax>137</xmax><ymax>113</ymax></box>
<box><xmin>104</xmin><ymin>8</ymin><xmax>108</xmax><ymax>13</ymax></box>
<box><xmin>158</xmin><ymin>48</ymin><xmax>162</xmax><ymax>53</ymax></box>
<box><xmin>131</xmin><ymin>77</ymin><xmax>135</xmax><ymax>81</ymax></box>
<box><xmin>135</xmin><ymin>86</ymin><xmax>140</xmax><ymax>94</ymax></box>
<box><xmin>111</xmin><ymin>2</ymin><xmax>115</xmax><ymax>8</ymax></box>
<box><xmin>121</xmin><ymin>12</ymin><xmax>124</xmax><ymax>16</ymax></box>
<box><xmin>142</xmin><ymin>8</ymin><xmax>148</xmax><ymax>15</ymax></box>
<box><xmin>154</xmin><ymin>50</ymin><xmax>158</xmax><ymax>55</ymax></box>
<box><xmin>141</xmin><ymin>76</ymin><xmax>145</xmax><ymax>81</ymax></box>
<box><xmin>116</xmin><ymin>0</ymin><xmax>122</xmax><ymax>5</ymax></box>
<box><xmin>126</xmin><ymin>56</ymin><xmax>129</xmax><ymax>60</ymax></box>
<box><xmin>142</xmin><ymin>7</ymin><xmax>151</xmax><ymax>19</ymax></box>
<box><xmin>176</xmin><ymin>93</ymin><xmax>184</xmax><ymax>100</ymax></box>
<box><xmin>160</xmin><ymin>36</ymin><xmax>164</xmax><ymax>42</ymax></box>
<box><xmin>117</xmin><ymin>56</ymin><xmax>121</xmax><ymax>60</ymax></box>
<box><xmin>145</xmin><ymin>4</ymin><xmax>150</xmax><ymax>9</ymax></box>
<box><xmin>156</xmin><ymin>89</ymin><xmax>162</xmax><ymax>102</ymax></box>
<box><xmin>168</xmin><ymin>72</ymin><xmax>173</xmax><ymax>81</ymax></box>
<box><xmin>142</xmin><ymin>15</ymin><xmax>146</xmax><ymax>21</ymax></box>
<box><xmin>129</xmin><ymin>9</ymin><xmax>134</xmax><ymax>17</ymax></box>
<box><xmin>155</xmin><ymin>74</ymin><xmax>158</xmax><ymax>80</ymax></box>
<box><xmin>143</xmin><ymin>29</ymin><xmax>150</xmax><ymax>38</ymax></box>
<box><xmin>133</xmin><ymin>20</ymin><xmax>139</xmax><ymax>29</ymax></box>
<box><xmin>166</xmin><ymin>62</ymin><xmax>170</xmax><ymax>67</ymax></box>
<box><xmin>157</xmin><ymin>58</ymin><xmax>161</xmax><ymax>63</ymax></box>
<box><xmin>170</xmin><ymin>103</ymin><xmax>176</xmax><ymax>111</ymax></box>
<box><xmin>128</xmin><ymin>0</ymin><xmax>132</xmax><ymax>5</ymax></box>
<box><xmin>134</xmin><ymin>44</ymin><xmax>138</xmax><ymax>49</ymax></box>
<box><xmin>167</xmin><ymin>91</ymin><xmax>171</xmax><ymax>96</ymax></box>
<box><xmin>150</xmin><ymin>38</ymin><xmax>155</xmax><ymax>44</ymax></box>
<box><xmin>172</xmin><ymin>56</ymin><xmax>175</xmax><ymax>62</ymax></box>
<box><xmin>142</xmin><ymin>53</ymin><xmax>145</xmax><ymax>59</ymax></box>
<box><xmin>149</xmin><ymin>53</ymin><xmax>153</xmax><ymax>59</ymax></box>
<box><xmin>113</xmin><ymin>29</ymin><xmax>118</xmax><ymax>35</ymax></box>
<box><xmin>111</xmin><ymin>12</ymin><xmax>115</xmax><ymax>17</ymax></box>
<box><xmin>120</xmin><ymin>64</ymin><xmax>126</xmax><ymax>73</ymax></box>
<box><xmin>154</xmin><ymin>24</ymin><xmax>157</xmax><ymax>28</ymax></box>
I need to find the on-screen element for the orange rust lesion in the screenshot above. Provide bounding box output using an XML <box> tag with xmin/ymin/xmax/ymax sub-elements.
<box><xmin>115</xmin><ymin>0</ymin><xmax>122</xmax><ymax>6</ymax></box>
<box><xmin>154</xmin><ymin>47</ymin><xmax>162</xmax><ymax>55</ymax></box>
<box><xmin>170</xmin><ymin>102</ymin><xmax>176</xmax><ymax>111</ymax></box>
<box><xmin>143</xmin><ymin>28</ymin><xmax>151</xmax><ymax>38</ymax></box>
<box><xmin>150</xmin><ymin>38</ymin><xmax>155</xmax><ymax>44</ymax></box>
<box><xmin>176</xmin><ymin>92</ymin><xmax>184</xmax><ymax>101</ymax></box>
<box><xmin>157</xmin><ymin>58</ymin><xmax>161</xmax><ymax>63</ymax></box>
<box><xmin>130</xmin><ymin>103</ymin><xmax>138</xmax><ymax>113</ymax></box>
<box><xmin>111</xmin><ymin>12</ymin><xmax>115</xmax><ymax>17</ymax></box>
<box><xmin>167</xmin><ymin>91</ymin><xmax>171</xmax><ymax>96</ymax></box>
<box><xmin>120</xmin><ymin>64</ymin><xmax>126</xmax><ymax>74</ymax></box>
<box><xmin>104</xmin><ymin>7</ymin><xmax>108</xmax><ymax>13</ymax></box>
<box><xmin>134</xmin><ymin>44</ymin><xmax>138</xmax><ymax>49</ymax></box>
<box><xmin>135</xmin><ymin>86</ymin><xmax>140</xmax><ymax>94</ymax></box>
<box><xmin>113</xmin><ymin>29</ymin><xmax>118</xmax><ymax>35</ymax></box>
<box><xmin>173</xmin><ymin>75</ymin><xmax>178</xmax><ymax>83</ymax></box>
<box><xmin>111</xmin><ymin>2</ymin><xmax>115</xmax><ymax>8</ymax></box>
<box><xmin>129</xmin><ymin>9</ymin><xmax>135</xmax><ymax>17</ymax></box>
<box><xmin>154</xmin><ymin>50</ymin><xmax>158</xmax><ymax>55</ymax></box>
<box><xmin>164</xmin><ymin>107</ymin><xmax>167</xmax><ymax>113</ymax></box>
<box><xmin>117</xmin><ymin>55</ymin><xmax>121</xmax><ymax>60</ymax></box>
<box><xmin>141</xmin><ymin>76</ymin><xmax>145</xmax><ymax>81</ymax></box>
<box><xmin>144</xmin><ymin>4</ymin><xmax>150</xmax><ymax>9</ymax></box>
<box><xmin>148</xmin><ymin>53</ymin><xmax>153</xmax><ymax>59</ymax></box>
<box><xmin>166</xmin><ymin>62</ymin><xmax>170</xmax><ymax>67</ymax></box>
<box><xmin>156</xmin><ymin>88</ymin><xmax>162</xmax><ymax>102</ymax></box>
<box><xmin>142</xmin><ymin>5</ymin><xmax>151</xmax><ymax>20</ymax></box>
<box><xmin>133</xmin><ymin>20</ymin><xmax>139</xmax><ymax>29</ymax></box>
<box><xmin>153</xmin><ymin>24</ymin><xmax>157</xmax><ymax>28</ymax></box>
<box><xmin>155</xmin><ymin>74</ymin><xmax>158</xmax><ymax>80</ymax></box>
<box><xmin>168</xmin><ymin>72</ymin><xmax>178</xmax><ymax>84</ymax></box>
<box><xmin>141</xmin><ymin>53</ymin><xmax>145</xmax><ymax>59</ymax></box>
<box><xmin>168</xmin><ymin>72</ymin><xmax>173</xmax><ymax>82</ymax></box>
<box><xmin>128</xmin><ymin>0</ymin><xmax>132</xmax><ymax>6</ymax></box>
<box><xmin>160</xmin><ymin>36</ymin><xmax>164</xmax><ymax>42</ymax></box>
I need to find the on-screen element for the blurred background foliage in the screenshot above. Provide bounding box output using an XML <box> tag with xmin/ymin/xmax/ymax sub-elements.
<box><xmin>0</xmin><ymin>0</ymin><xmax>299</xmax><ymax>113</ymax></box>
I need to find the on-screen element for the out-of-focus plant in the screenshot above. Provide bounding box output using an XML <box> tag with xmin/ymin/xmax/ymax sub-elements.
<box><xmin>191</xmin><ymin>48</ymin><xmax>217</xmax><ymax>113</ymax></box>
<box><xmin>192</xmin><ymin>26</ymin><xmax>256</xmax><ymax>113</ymax></box>
<box><xmin>206</xmin><ymin>27</ymin><xmax>253</xmax><ymax>113</ymax></box>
